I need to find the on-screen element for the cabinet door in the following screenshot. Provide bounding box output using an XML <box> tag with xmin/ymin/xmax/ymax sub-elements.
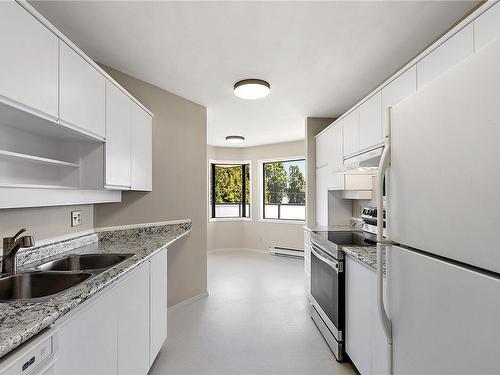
<box><xmin>417</xmin><ymin>23</ymin><xmax>473</xmax><ymax>89</ymax></box>
<box><xmin>0</xmin><ymin>1</ymin><xmax>58</xmax><ymax>119</ymax></box>
<box><xmin>315</xmin><ymin>166</ymin><xmax>328</xmax><ymax>227</ymax></box>
<box><xmin>60</xmin><ymin>42</ymin><xmax>105</xmax><ymax>139</ymax></box>
<box><xmin>359</xmin><ymin>92</ymin><xmax>383</xmax><ymax>152</ymax></box>
<box><xmin>131</xmin><ymin>105</ymin><xmax>153</xmax><ymax>191</ymax></box>
<box><xmin>475</xmin><ymin>1</ymin><xmax>500</xmax><ymax>50</ymax></box>
<box><xmin>105</xmin><ymin>82</ymin><xmax>131</xmax><ymax>189</ymax></box>
<box><xmin>327</xmin><ymin>122</ymin><xmax>344</xmax><ymax>190</ymax></box>
<box><xmin>117</xmin><ymin>262</ymin><xmax>150</xmax><ymax>375</ymax></box>
<box><xmin>315</xmin><ymin>130</ymin><xmax>329</xmax><ymax>168</ymax></box>
<box><xmin>381</xmin><ymin>66</ymin><xmax>416</xmax><ymax>137</ymax></box>
<box><xmin>342</xmin><ymin>108</ymin><xmax>360</xmax><ymax>158</ymax></box>
<box><xmin>55</xmin><ymin>288</ymin><xmax>118</xmax><ymax>375</ymax></box>
<box><xmin>149</xmin><ymin>249</ymin><xmax>168</xmax><ymax>364</ymax></box>
<box><xmin>345</xmin><ymin>256</ymin><xmax>372</xmax><ymax>375</ymax></box>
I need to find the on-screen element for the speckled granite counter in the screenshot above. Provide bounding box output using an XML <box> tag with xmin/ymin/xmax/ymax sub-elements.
<box><xmin>303</xmin><ymin>224</ymin><xmax>359</xmax><ymax>232</ymax></box>
<box><xmin>0</xmin><ymin>220</ymin><xmax>191</xmax><ymax>359</ymax></box>
<box><xmin>343</xmin><ymin>246</ymin><xmax>386</xmax><ymax>274</ymax></box>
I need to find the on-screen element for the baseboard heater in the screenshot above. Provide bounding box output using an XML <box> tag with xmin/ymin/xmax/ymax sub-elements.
<box><xmin>269</xmin><ymin>246</ymin><xmax>304</xmax><ymax>259</ymax></box>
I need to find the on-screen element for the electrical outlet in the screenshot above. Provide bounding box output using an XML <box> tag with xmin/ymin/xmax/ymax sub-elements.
<box><xmin>71</xmin><ymin>211</ymin><xmax>82</xmax><ymax>227</ymax></box>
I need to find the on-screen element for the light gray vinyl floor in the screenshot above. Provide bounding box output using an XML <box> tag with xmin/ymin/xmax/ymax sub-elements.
<box><xmin>149</xmin><ymin>249</ymin><xmax>356</xmax><ymax>375</ymax></box>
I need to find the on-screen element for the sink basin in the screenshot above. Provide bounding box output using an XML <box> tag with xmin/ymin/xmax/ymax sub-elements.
<box><xmin>0</xmin><ymin>272</ymin><xmax>92</xmax><ymax>301</ymax></box>
<box><xmin>36</xmin><ymin>253</ymin><xmax>132</xmax><ymax>272</ymax></box>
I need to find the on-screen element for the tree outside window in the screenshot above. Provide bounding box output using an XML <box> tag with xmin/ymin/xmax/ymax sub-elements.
<box><xmin>210</xmin><ymin>163</ymin><xmax>250</xmax><ymax>219</ymax></box>
<box><xmin>263</xmin><ymin>159</ymin><xmax>306</xmax><ymax>221</ymax></box>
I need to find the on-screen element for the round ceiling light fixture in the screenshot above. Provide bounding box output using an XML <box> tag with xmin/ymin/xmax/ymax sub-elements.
<box><xmin>225</xmin><ymin>135</ymin><xmax>245</xmax><ymax>144</ymax></box>
<box><xmin>233</xmin><ymin>79</ymin><xmax>270</xmax><ymax>100</ymax></box>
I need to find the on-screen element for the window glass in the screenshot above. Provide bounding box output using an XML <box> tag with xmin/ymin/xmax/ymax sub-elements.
<box><xmin>263</xmin><ymin>159</ymin><xmax>306</xmax><ymax>221</ymax></box>
<box><xmin>210</xmin><ymin>163</ymin><xmax>250</xmax><ymax>219</ymax></box>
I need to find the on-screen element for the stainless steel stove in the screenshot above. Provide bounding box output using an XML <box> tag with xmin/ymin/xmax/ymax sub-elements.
<box><xmin>309</xmin><ymin>209</ymin><xmax>382</xmax><ymax>361</ymax></box>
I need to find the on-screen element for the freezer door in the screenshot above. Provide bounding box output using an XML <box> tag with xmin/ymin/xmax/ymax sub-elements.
<box><xmin>388</xmin><ymin>245</ymin><xmax>500</xmax><ymax>374</ymax></box>
<box><xmin>388</xmin><ymin>36</ymin><xmax>500</xmax><ymax>274</ymax></box>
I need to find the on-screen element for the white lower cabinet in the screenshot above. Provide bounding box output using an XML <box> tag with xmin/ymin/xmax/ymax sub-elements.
<box><xmin>53</xmin><ymin>253</ymin><xmax>168</xmax><ymax>374</ymax></box>
<box><xmin>117</xmin><ymin>262</ymin><xmax>150</xmax><ymax>375</ymax></box>
<box><xmin>345</xmin><ymin>256</ymin><xmax>389</xmax><ymax>375</ymax></box>
<box><xmin>149</xmin><ymin>249</ymin><xmax>168</xmax><ymax>364</ymax></box>
<box><xmin>346</xmin><ymin>257</ymin><xmax>372</xmax><ymax>375</ymax></box>
<box><xmin>54</xmin><ymin>286</ymin><xmax>118</xmax><ymax>375</ymax></box>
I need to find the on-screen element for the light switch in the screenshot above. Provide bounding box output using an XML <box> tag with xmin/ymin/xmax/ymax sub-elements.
<box><xmin>71</xmin><ymin>210</ymin><xmax>82</xmax><ymax>227</ymax></box>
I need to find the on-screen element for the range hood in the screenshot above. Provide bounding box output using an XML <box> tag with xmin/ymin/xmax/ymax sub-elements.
<box><xmin>339</xmin><ymin>146</ymin><xmax>383</xmax><ymax>175</ymax></box>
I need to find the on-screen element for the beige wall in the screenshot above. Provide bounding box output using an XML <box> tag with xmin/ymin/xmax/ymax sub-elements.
<box><xmin>305</xmin><ymin>118</ymin><xmax>334</xmax><ymax>227</ymax></box>
<box><xmin>208</xmin><ymin>140</ymin><xmax>305</xmax><ymax>251</ymax></box>
<box><xmin>0</xmin><ymin>204</ymin><xmax>94</xmax><ymax>243</ymax></box>
<box><xmin>94</xmin><ymin>66</ymin><xmax>207</xmax><ymax>307</ymax></box>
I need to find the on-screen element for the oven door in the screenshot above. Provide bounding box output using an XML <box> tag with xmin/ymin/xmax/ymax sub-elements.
<box><xmin>310</xmin><ymin>243</ymin><xmax>344</xmax><ymax>342</ymax></box>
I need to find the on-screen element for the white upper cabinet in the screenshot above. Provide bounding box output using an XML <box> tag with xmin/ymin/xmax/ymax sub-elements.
<box><xmin>417</xmin><ymin>23</ymin><xmax>474</xmax><ymax>89</ymax></box>
<box><xmin>315</xmin><ymin>166</ymin><xmax>328</xmax><ymax>227</ymax></box>
<box><xmin>342</xmin><ymin>108</ymin><xmax>360</xmax><ymax>158</ymax></box>
<box><xmin>474</xmin><ymin>2</ymin><xmax>500</xmax><ymax>50</ymax></box>
<box><xmin>381</xmin><ymin>66</ymin><xmax>417</xmax><ymax>136</ymax></box>
<box><xmin>315</xmin><ymin>129</ymin><xmax>330</xmax><ymax>168</ymax></box>
<box><xmin>327</xmin><ymin>123</ymin><xmax>344</xmax><ymax>190</ymax></box>
<box><xmin>131</xmin><ymin>105</ymin><xmax>153</xmax><ymax>191</ymax></box>
<box><xmin>105</xmin><ymin>82</ymin><xmax>132</xmax><ymax>189</ymax></box>
<box><xmin>358</xmin><ymin>92</ymin><xmax>383</xmax><ymax>152</ymax></box>
<box><xmin>0</xmin><ymin>1</ymin><xmax>58</xmax><ymax>119</ymax></box>
<box><xmin>60</xmin><ymin>42</ymin><xmax>106</xmax><ymax>139</ymax></box>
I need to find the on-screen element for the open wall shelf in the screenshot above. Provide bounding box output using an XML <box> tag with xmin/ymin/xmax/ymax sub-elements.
<box><xmin>0</xmin><ymin>149</ymin><xmax>80</xmax><ymax>168</ymax></box>
<box><xmin>0</xmin><ymin>103</ymin><xmax>105</xmax><ymax>194</ymax></box>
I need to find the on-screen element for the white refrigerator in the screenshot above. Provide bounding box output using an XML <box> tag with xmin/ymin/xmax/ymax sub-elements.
<box><xmin>378</xmin><ymin>34</ymin><xmax>500</xmax><ymax>374</ymax></box>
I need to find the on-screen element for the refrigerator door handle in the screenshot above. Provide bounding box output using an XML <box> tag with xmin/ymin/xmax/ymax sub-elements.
<box><xmin>376</xmin><ymin>108</ymin><xmax>393</xmax><ymax>347</ymax></box>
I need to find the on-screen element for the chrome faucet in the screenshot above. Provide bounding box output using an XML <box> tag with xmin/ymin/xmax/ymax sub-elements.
<box><xmin>2</xmin><ymin>228</ymin><xmax>34</xmax><ymax>274</ymax></box>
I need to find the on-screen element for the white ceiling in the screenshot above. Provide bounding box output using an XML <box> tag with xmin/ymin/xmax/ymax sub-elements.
<box><xmin>32</xmin><ymin>1</ymin><xmax>477</xmax><ymax>147</ymax></box>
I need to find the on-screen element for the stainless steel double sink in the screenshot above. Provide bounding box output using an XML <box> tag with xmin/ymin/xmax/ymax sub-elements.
<box><xmin>0</xmin><ymin>253</ymin><xmax>132</xmax><ymax>302</ymax></box>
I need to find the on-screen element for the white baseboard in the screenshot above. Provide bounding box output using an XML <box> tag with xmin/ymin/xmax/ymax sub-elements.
<box><xmin>208</xmin><ymin>247</ymin><xmax>268</xmax><ymax>254</ymax></box>
<box><xmin>168</xmin><ymin>290</ymin><xmax>209</xmax><ymax>312</ymax></box>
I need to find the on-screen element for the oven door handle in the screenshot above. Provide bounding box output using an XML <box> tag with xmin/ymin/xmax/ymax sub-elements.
<box><xmin>311</xmin><ymin>245</ymin><xmax>341</xmax><ymax>273</ymax></box>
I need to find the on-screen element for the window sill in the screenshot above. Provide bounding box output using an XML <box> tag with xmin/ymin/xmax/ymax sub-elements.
<box><xmin>258</xmin><ymin>219</ymin><xmax>306</xmax><ymax>225</ymax></box>
<box><xmin>209</xmin><ymin>217</ymin><xmax>253</xmax><ymax>223</ymax></box>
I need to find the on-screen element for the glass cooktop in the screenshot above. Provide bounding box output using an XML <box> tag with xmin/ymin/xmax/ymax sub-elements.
<box><xmin>312</xmin><ymin>230</ymin><xmax>375</xmax><ymax>247</ymax></box>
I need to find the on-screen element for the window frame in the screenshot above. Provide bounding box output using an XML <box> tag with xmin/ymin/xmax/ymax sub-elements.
<box><xmin>208</xmin><ymin>159</ymin><xmax>252</xmax><ymax>222</ymax></box>
<box><xmin>259</xmin><ymin>156</ymin><xmax>306</xmax><ymax>224</ymax></box>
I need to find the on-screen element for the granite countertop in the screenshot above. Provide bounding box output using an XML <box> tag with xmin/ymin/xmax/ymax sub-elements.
<box><xmin>303</xmin><ymin>224</ymin><xmax>358</xmax><ymax>232</ymax></box>
<box><xmin>0</xmin><ymin>221</ymin><xmax>191</xmax><ymax>359</ymax></box>
<box><xmin>342</xmin><ymin>245</ymin><xmax>386</xmax><ymax>274</ymax></box>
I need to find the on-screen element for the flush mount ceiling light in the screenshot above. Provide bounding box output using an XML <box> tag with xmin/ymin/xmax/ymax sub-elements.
<box><xmin>233</xmin><ymin>79</ymin><xmax>270</xmax><ymax>99</ymax></box>
<box><xmin>225</xmin><ymin>135</ymin><xmax>245</xmax><ymax>144</ymax></box>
